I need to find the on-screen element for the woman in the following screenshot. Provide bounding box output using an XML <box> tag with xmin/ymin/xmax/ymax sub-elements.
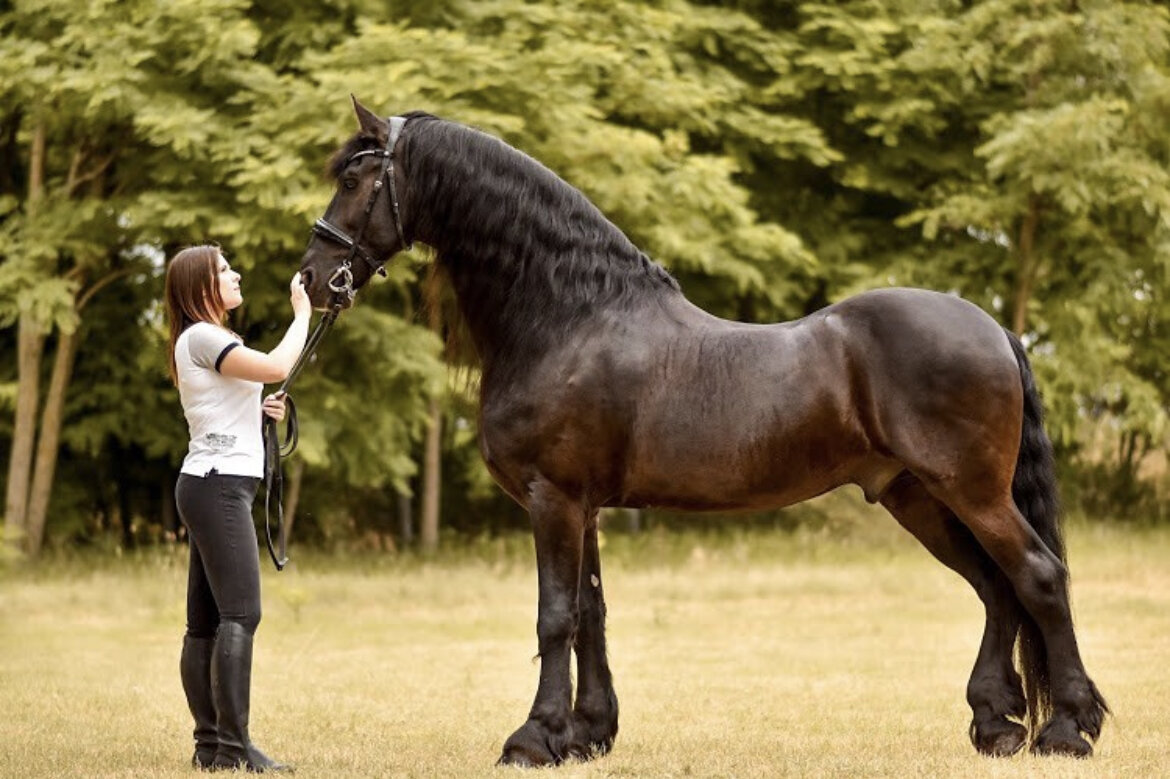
<box><xmin>164</xmin><ymin>244</ymin><xmax>310</xmax><ymax>772</ymax></box>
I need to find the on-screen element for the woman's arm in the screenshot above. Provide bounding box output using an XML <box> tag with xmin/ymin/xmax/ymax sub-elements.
<box><xmin>219</xmin><ymin>273</ymin><xmax>312</xmax><ymax>384</ymax></box>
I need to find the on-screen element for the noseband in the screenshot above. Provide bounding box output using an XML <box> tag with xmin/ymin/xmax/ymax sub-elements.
<box><xmin>311</xmin><ymin>115</ymin><xmax>411</xmax><ymax>301</ymax></box>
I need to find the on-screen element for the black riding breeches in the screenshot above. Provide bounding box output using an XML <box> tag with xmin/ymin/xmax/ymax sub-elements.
<box><xmin>175</xmin><ymin>471</ymin><xmax>262</xmax><ymax>639</ymax></box>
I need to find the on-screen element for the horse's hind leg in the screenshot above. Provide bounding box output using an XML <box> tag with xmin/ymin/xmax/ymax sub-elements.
<box><xmin>881</xmin><ymin>476</ymin><xmax>1027</xmax><ymax>756</ymax></box>
<box><xmin>933</xmin><ymin>489</ymin><xmax>1107</xmax><ymax>757</ymax></box>
<box><xmin>567</xmin><ymin>510</ymin><xmax>619</xmax><ymax>759</ymax></box>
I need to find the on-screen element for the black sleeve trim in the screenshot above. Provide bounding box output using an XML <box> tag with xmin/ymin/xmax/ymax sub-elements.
<box><xmin>214</xmin><ymin>342</ymin><xmax>241</xmax><ymax>373</ymax></box>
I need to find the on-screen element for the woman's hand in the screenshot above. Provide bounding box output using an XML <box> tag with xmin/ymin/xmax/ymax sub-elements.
<box><xmin>262</xmin><ymin>392</ymin><xmax>288</xmax><ymax>422</ymax></box>
<box><xmin>220</xmin><ymin>275</ymin><xmax>313</xmax><ymax>384</ymax></box>
<box><xmin>290</xmin><ymin>272</ymin><xmax>311</xmax><ymax>318</ymax></box>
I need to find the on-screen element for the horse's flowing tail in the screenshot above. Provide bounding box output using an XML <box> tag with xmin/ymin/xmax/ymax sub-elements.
<box><xmin>1004</xmin><ymin>329</ymin><xmax>1064</xmax><ymax>739</ymax></box>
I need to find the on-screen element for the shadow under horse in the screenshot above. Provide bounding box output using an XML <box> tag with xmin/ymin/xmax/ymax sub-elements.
<box><xmin>299</xmin><ymin>99</ymin><xmax>1108</xmax><ymax>764</ymax></box>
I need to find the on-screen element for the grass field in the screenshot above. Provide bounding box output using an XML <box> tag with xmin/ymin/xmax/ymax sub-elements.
<box><xmin>2</xmin><ymin>508</ymin><xmax>1169</xmax><ymax>778</ymax></box>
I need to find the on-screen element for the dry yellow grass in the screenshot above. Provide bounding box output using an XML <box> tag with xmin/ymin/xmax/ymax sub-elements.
<box><xmin>1</xmin><ymin>517</ymin><xmax>1168</xmax><ymax>778</ymax></box>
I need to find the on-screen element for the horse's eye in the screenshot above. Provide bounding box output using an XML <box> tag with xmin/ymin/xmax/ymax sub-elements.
<box><xmin>343</xmin><ymin>177</ymin><xmax>358</xmax><ymax>190</ymax></box>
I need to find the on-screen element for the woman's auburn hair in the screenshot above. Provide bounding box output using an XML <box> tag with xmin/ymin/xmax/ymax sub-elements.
<box><xmin>165</xmin><ymin>245</ymin><xmax>226</xmax><ymax>386</ymax></box>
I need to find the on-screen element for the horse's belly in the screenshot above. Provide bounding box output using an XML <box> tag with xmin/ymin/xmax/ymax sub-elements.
<box><xmin>616</xmin><ymin>420</ymin><xmax>866</xmax><ymax>512</ymax></box>
<box><xmin>617</xmin><ymin>476</ymin><xmax>839</xmax><ymax>513</ymax></box>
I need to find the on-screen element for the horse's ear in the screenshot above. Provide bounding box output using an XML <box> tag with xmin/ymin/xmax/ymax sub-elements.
<box><xmin>351</xmin><ymin>95</ymin><xmax>387</xmax><ymax>143</ymax></box>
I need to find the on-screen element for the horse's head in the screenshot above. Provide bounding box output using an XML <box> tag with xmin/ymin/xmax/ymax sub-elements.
<box><xmin>300</xmin><ymin>97</ymin><xmax>411</xmax><ymax>310</ymax></box>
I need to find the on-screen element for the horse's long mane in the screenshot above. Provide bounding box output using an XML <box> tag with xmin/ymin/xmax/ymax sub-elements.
<box><xmin>335</xmin><ymin>112</ymin><xmax>680</xmax><ymax>371</ymax></box>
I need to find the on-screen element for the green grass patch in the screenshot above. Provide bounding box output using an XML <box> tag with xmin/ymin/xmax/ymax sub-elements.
<box><xmin>2</xmin><ymin>517</ymin><xmax>1168</xmax><ymax>777</ymax></box>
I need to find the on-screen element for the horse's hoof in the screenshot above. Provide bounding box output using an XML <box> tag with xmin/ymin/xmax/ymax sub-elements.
<box><xmin>564</xmin><ymin>737</ymin><xmax>612</xmax><ymax>763</ymax></box>
<box><xmin>497</xmin><ymin>745</ymin><xmax>549</xmax><ymax>768</ymax></box>
<box><xmin>1031</xmin><ymin>718</ymin><xmax>1093</xmax><ymax>758</ymax></box>
<box><xmin>971</xmin><ymin>719</ymin><xmax>1027</xmax><ymax>757</ymax></box>
<box><xmin>497</xmin><ymin>720</ymin><xmax>564</xmax><ymax>767</ymax></box>
<box><xmin>1032</xmin><ymin>735</ymin><xmax>1093</xmax><ymax>758</ymax></box>
<box><xmin>564</xmin><ymin>710</ymin><xmax>616</xmax><ymax>761</ymax></box>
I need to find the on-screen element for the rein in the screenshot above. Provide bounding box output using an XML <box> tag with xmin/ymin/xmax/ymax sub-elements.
<box><xmin>262</xmin><ymin>306</ymin><xmax>339</xmax><ymax>570</ymax></box>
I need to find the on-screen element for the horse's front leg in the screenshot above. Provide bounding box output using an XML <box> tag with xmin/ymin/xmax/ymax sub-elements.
<box><xmin>498</xmin><ymin>480</ymin><xmax>585</xmax><ymax>766</ymax></box>
<box><xmin>567</xmin><ymin>510</ymin><xmax>619</xmax><ymax>760</ymax></box>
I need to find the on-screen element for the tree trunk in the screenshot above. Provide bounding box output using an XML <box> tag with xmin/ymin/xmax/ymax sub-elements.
<box><xmin>419</xmin><ymin>398</ymin><xmax>442</xmax><ymax>553</ymax></box>
<box><xmin>396</xmin><ymin>489</ymin><xmax>413</xmax><ymax>546</ymax></box>
<box><xmin>117</xmin><ymin>461</ymin><xmax>134</xmax><ymax>550</ymax></box>
<box><xmin>4</xmin><ymin>315</ymin><xmax>44</xmax><ymax>550</ymax></box>
<box><xmin>24</xmin><ymin>329</ymin><xmax>79</xmax><ymax>555</ymax></box>
<box><xmin>1012</xmin><ymin>196</ymin><xmax>1042</xmax><ymax>336</ymax></box>
<box><xmin>419</xmin><ymin>273</ymin><xmax>443</xmax><ymax>553</ymax></box>
<box><xmin>21</xmin><ymin>264</ymin><xmax>129</xmax><ymax>555</ymax></box>
<box><xmin>283</xmin><ymin>458</ymin><xmax>306</xmax><ymax>545</ymax></box>
<box><xmin>4</xmin><ymin>120</ymin><xmax>46</xmax><ymax>552</ymax></box>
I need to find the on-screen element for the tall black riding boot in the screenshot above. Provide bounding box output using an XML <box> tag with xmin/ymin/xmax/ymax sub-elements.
<box><xmin>180</xmin><ymin>635</ymin><xmax>218</xmax><ymax>769</ymax></box>
<box><xmin>210</xmin><ymin>621</ymin><xmax>291</xmax><ymax>773</ymax></box>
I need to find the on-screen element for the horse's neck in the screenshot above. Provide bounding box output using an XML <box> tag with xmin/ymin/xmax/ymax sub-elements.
<box><xmin>409</xmin><ymin>208</ymin><xmax>531</xmax><ymax>366</ymax></box>
<box><xmin>405</xmin><ymin>131</ymin><xmax>677</xmax><ymax>372</ymax></box>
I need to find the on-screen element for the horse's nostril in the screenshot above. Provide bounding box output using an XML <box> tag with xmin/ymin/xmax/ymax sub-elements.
<box><xmin>301</xmin><ymin>268</ymin><xmax>314</xmax><ymax>287</ymax></box>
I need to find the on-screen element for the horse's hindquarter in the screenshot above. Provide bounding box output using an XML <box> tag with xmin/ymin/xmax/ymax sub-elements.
<box><xmin>824</xmin><ymin>288</ymin><xmax>1024</xmax><ymax>491</ymax></box>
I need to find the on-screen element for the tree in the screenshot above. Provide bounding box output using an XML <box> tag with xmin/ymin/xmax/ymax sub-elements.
<box><xmin>0</xmin><ymin>0</ymin><xmax>283</xmax><ymax>553</ymax></box>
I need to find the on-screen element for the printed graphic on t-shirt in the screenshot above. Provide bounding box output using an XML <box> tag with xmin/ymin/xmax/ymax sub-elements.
<box><xmin>205</xmin><ymin>433</ymin><xmax>237</xmax><ymax>452</ymax></box>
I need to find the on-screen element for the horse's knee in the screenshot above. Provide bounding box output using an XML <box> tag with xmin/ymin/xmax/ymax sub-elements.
<box><xmin>537</xmin><ymin>602</ymin><xmax>578</xmax><ymax>651</ymax></box>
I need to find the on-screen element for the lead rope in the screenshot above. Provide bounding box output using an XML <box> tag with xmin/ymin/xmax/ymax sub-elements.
<box><xmin>263</xmin><ymin>306</ymin><xmax>340</xmax><ymax>570</ymax></box>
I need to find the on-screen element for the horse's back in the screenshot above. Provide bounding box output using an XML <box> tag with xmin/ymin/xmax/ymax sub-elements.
<box><xmin>823</xmin><ymin>287</ymin><xmax>1010</xmax><ymax>351</ymax></box>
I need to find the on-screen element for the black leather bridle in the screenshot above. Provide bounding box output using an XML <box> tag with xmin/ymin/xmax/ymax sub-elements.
<box><xmin>311</xmin><ymin>115</ymin><xmax>411</xmax><ymax>302</ymax></box>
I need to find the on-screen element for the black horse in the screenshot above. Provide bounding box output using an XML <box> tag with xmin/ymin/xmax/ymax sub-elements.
<box><xmin>299</xmin><ymin>99</ymin><xmax>1108</xmax><ymax>765</ymax></box>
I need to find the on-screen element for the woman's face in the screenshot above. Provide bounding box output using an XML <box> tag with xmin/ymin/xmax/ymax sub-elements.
<box><xmin>216</xmin><ymin>253</ymin><xmax>243</xmax><ymax>311</ymax></box>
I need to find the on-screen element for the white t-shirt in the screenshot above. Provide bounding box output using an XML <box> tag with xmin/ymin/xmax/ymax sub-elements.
<box><xmin>176</xmin><ymin>322</ymin><xmax>264</xmax><ymax>478</ymax></box>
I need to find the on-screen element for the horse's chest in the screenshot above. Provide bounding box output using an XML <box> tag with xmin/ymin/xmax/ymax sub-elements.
<box><xmin>478</xmin><ymin>377</ymin><xmax>626</xmax><ymax>495</ymax></box>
